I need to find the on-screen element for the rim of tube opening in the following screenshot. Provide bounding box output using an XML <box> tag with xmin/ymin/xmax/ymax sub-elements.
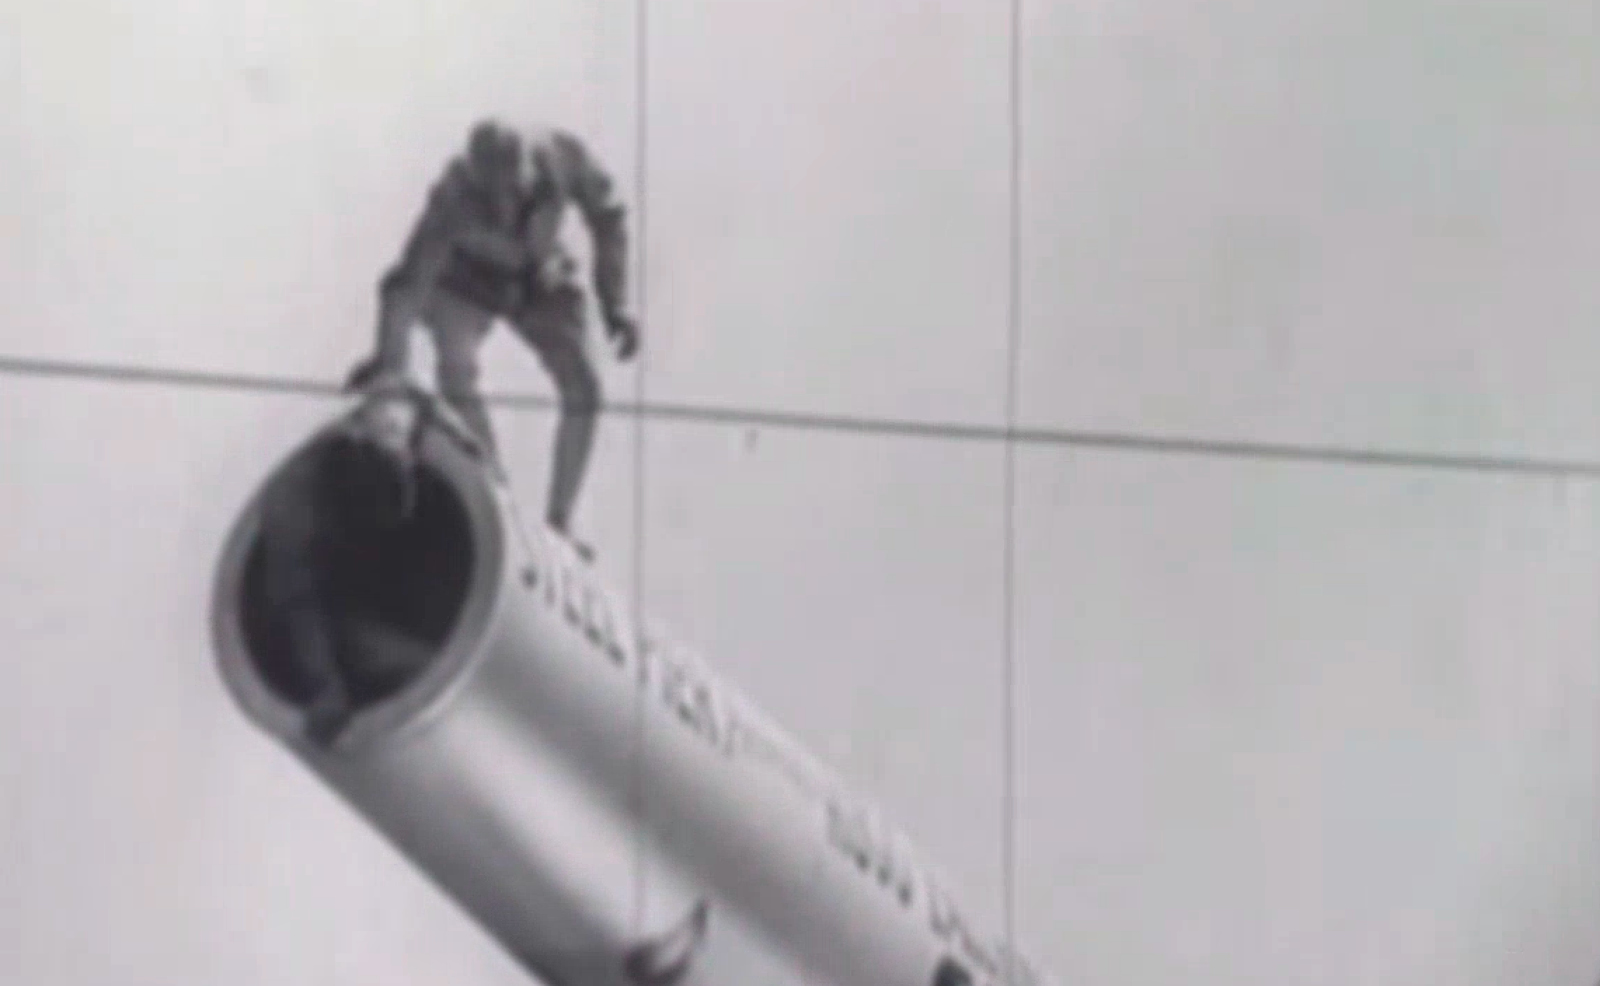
<box><xmin>209</xmin><ymin>410</ymin><xmax>509</xmax><ymax>755</ymax></box>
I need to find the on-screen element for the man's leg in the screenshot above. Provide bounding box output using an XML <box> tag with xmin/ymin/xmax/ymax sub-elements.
<box><xmin>283</xmin><ymin>608</ymin><xmax>352</xmax><ymax>745</ymax></box>
<box><xmin>421</xmin><ymin>291</ymin><xmax>499</xmax><ymax>459</ymax></box>
<box><xmin>512</xmin><ymin>286</ymin><xmax>602</xmax><ymax>545</ymax></box>
<box><xmin>257</xmin><ymin>458</ymin><xmax>353</xmax><ymax>746</ymax></box>
<box><xmin>345</xmin><ymin>264</ymin><xmax>426</xmax><ymax>390</ymax></box>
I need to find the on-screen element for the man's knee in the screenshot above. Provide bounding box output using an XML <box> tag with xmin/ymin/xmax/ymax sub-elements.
<box><xmin>428</xmin><ymin>305</ymin><xmax>489</xmax><ymax>399</ymax></box>
<box><xmin>526</xmin><ymin>306</ymin><xmax>601</xmax><ymax>414</ymax></box>
<box><xmin>434</xmin><ymin>347</ymin><xmax>496</xmax><ymax>447</ymax></box>
<box><xmin>555</xmin><ymin>356</ymin><xmax>601</xmax><ymax>415</ymax></box>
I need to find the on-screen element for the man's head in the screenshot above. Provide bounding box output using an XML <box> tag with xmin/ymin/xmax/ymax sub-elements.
<box><xmin>465</xmin><ymin>120</ymin><xmax>523</xmax><ymax>216</ymax></box>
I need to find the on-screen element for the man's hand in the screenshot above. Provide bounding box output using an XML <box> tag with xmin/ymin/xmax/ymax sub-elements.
<box><xmin>604</xmin><ymin>310</ymin><xmax>639</xmax><ymax>362</ymax></box>
<box><xmin>344</xmin><ymin>355</ymin><xmax>385</xmax><ymax>392</ymax></box>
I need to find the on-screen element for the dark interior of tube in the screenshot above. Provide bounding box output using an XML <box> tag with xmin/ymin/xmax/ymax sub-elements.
<box><xmin>932</xmin><ymin>958</ymin><xmax>975</xmax><ymax>986</ymax></box>
<box><xmin>236</xmin><ymin>439</ymin><xmax>478</xmax><ymax>711</ymax></box>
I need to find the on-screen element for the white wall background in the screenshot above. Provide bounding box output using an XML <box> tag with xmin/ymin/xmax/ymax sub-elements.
<box><xmin>4</xmin><ymin>1</ymin><xmax>1600</xmax><ymax>984</ymax></box>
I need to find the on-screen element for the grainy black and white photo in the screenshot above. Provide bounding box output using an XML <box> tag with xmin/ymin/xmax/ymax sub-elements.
<box><xmin>4</xmin><ymin>0</ymin><xmax>1600</xmax><ymax>985</ymax></box>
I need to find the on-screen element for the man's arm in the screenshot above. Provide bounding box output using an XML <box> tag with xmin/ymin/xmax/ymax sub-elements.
<box><xmin>547</xmin><ymin>131</ymin><xmax>631</xmax><ymax>325</ymax></box>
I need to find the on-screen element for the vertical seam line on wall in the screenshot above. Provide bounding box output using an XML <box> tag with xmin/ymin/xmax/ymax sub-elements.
<box><xmin>1002</xmin><ymin>0</ymin><xmax>1024</xmax><ymax>979</ymax></box>
<box><xmin>630</xmin><ymin>0</ymin><xmax>651</xmax><ymax>940</ymax></box>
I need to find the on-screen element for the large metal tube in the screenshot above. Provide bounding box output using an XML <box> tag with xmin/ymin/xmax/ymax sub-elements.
<box><xmin>210</xmin><ymin>397</ymin><xmax>1050</xmax><ymax>986</ymax></box>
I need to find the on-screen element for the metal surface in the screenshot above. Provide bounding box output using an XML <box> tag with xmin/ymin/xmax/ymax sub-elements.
<box><xmin>210</xmin><ymin>397</ymin><xmax>1050</xmax><ymax>986</ymax></box>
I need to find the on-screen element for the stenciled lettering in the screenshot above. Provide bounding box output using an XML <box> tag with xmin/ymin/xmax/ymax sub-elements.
<box><xmin>826</xmin><ymin>797</ymin><xmax>916</xmax><ymax>908</ymax></box>
<box><xmin>538</xmin><ymin>553</ymin><xmax>630</xmax><ymax>668</ymax></box>
<box><xmin>521</xmin><ymin>541</ymin><xmax>887</xmax><ymax>849</ymax></box>
<box><xmin>928</xmin><ymin>881</ymin><xmax>1000</xmax><ymax>979</ymax></box>
<box><xmin>525</xmin><ymin>537</ymin><xmax>822</xmax><ymax>800</ymax></box>
<box><xmin>727</xmin><ymin>717</ymin><xmax>822</xmax><ymax>799</ymax></box>
<box><xmin>658</xmin><ymin>650</ymin><xmax>728</xmax><ymax>750</ymax></box>
<box><xmin>520</xmin><ymin>536</ymin><xmax>1026</xmax><ymax>976</ymax></box>
<box><xmin>581</xmin><ymin>583</ymin><xmax>627</xmax><ymax>666</ymax></box>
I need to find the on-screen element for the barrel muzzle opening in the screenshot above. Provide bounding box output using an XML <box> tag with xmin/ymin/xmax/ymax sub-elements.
<box><xmin>212</xmin><ymin>424</ymin><xmax>507</xmax><ymax>751</ymax></box>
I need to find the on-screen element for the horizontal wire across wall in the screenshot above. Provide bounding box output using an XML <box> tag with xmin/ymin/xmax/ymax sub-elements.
<box><xmin>5</xmin><ymin>353</ymin><xmax>1600</xmax><ymax>481</ymax></box>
